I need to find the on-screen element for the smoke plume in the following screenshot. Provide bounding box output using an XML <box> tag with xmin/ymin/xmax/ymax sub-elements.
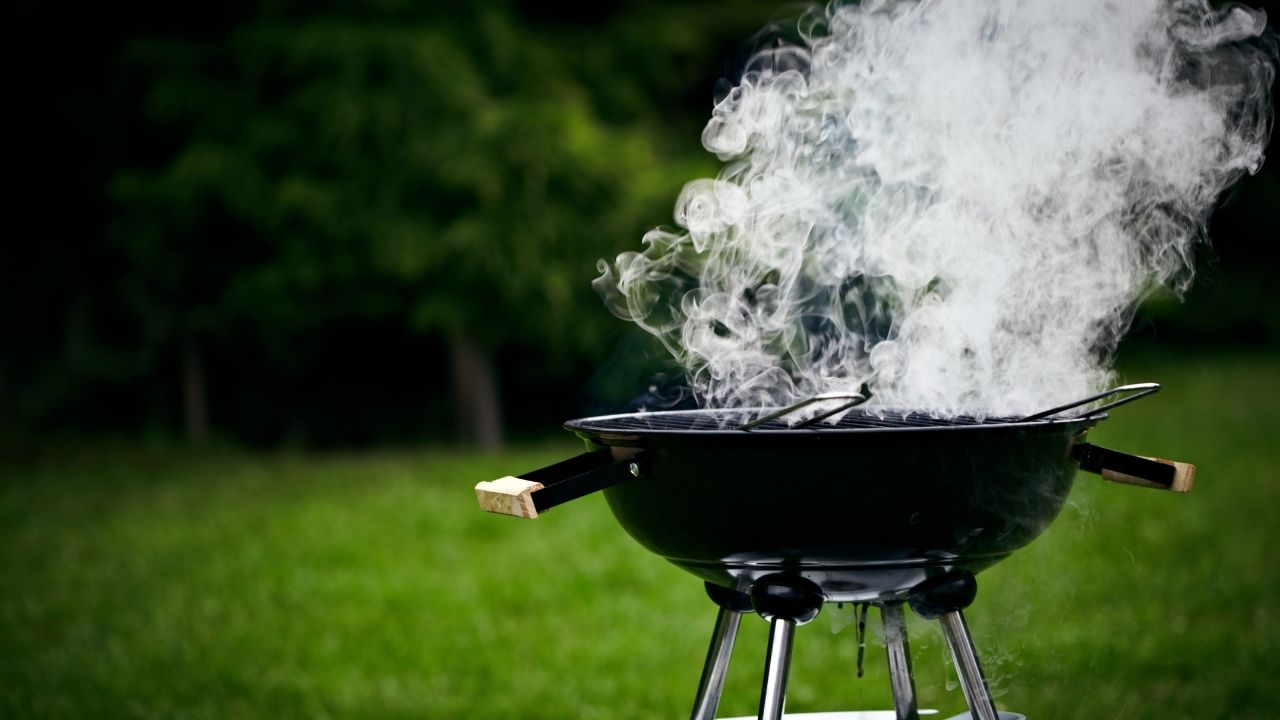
<box><xmin>594</xmin><ymin>0</ymin><xmax>1277</xmax><ymax>417</ymax></box>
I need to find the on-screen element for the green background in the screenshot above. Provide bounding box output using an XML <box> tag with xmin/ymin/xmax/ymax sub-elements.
<box><xmin>3</xmin><ymin>1</ymin><xmax>1278</xmax><ymax>718</ymax></box>
<box><xmin>4</xmin><ymin>0</ymin><xmax>1279</xmax><ymax>447</ymax></box>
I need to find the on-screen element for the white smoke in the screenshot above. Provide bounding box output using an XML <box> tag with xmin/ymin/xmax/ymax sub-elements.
<box><xmin>595</xmin><ymin>0</ymin><xmax>1277</xmax><ymax>417</ymax></box>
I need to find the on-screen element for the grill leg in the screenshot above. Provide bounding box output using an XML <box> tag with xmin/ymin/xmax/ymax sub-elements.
<box><xmin>881</xmin><ymin>603</ymin><xmax>920</xmax><ymax>720</ymax></box>
<box><xmin>907</xmin><ymin>572</ymin><xmax>1001</xmax><ymax>720</ymax></box>
<box><xmin>758</xmin><ymin>617</ymin><xmax>796</xmax><ymax>720</ymax></box>
<box><xmin>938</xmin><ymin>610</ymin><xmax>1000</xmax><ymax>720</ymax></box>
<box><xmin>748</xmin><ymin>575</ymin><xmax>824</xmax><ymax>720</ymax></box>
<box><xmin>690</xmin><ymin>604</ymin><xmax>743</xmax><ymax>720</ymax></box>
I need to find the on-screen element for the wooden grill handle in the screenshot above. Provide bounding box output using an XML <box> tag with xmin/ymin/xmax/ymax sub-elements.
<box><xmin>475</xmin><ymin>448</ymin><xmax>644</xmax><ymax>519</ymax></box>
<box><xmin>475</xmin><ymin>476</ymin><xmax>545</xmax><ymax>518</ymax></box>
<box><xmin>1073</xmin><ymin>442</ymin><xmax>1195</xmax><ymax>493</ymax></box>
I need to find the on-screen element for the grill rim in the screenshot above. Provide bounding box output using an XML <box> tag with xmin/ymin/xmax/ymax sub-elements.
<box><xmin>564</xmin><ymin>406</ymin><xmax>1103</xmax><ymax>437</ymax></box>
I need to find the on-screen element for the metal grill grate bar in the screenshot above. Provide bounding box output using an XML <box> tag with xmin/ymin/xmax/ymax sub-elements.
<box><xmin>568</xmin><ymin>408</ymin><xmax>1016</xmax><ymax>434</ymax></box>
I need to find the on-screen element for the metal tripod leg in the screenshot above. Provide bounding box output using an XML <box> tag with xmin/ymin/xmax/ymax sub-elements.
<box><xmin>757</xmin><ymin>617</ymin><xmax>797</xmax><ymax>720</ymax></box>
<box><xmin>747</xmin><ymin>575</ymin><xmax>823</xmax><ymax>720</ymax></box>
<box><xmin>881</xmin><ymin>603</ymin><xmax>920</xmax><ymax>720</ymax></box>
<box><xmin>937</xmin><ymin>610</ymin><xmax>999</xmax><ymax>720</ymax></box>
<box><xmin>690</xmin><ymin>604</ymin><xmax>743</xmax><ymax>720</ymax></box>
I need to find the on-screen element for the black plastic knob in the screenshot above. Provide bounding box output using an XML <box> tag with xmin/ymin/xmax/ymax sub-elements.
<box><xmin>907</xmin><ymin>572</ymin><xmax>978</xmax><ymax>619</ymax></box>
<box><xmin>749</xmin><ymin>574</ymin><xmax>825</xmax><ymax>625</ymax></box>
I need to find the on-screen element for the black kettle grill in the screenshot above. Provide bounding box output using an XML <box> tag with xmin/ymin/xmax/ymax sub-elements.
<box><xmin>475</xmin><ymin>384</ymin><xmax>1194</xmax><ymax>720</ymax></box>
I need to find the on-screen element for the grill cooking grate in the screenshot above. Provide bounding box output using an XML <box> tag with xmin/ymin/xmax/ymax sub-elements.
<box><xmin>567</xmin><ymin>408</ymin><xmax>1020</xmax><ymax>434</ymax></box>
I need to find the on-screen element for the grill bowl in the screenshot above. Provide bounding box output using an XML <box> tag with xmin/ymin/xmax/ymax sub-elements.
<box><xmin>565</xmin><ymin>408</ymin><xmax>1098</xmax><ymax>602</ymax></box>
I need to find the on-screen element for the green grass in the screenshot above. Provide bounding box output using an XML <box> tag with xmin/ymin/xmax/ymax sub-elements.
<box><xmin>2</xmin><ymin>351</ymin><xmax>1278</xmax><ymax>719</ymax></box>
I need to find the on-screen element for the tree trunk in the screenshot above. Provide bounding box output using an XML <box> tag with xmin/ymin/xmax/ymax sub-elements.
<box><xmin>449</xmin><ymin>335</ymin><xmax>504</xmax><ymax>450</ymax></box>
<box><xmin>182</xmin><ymin>339</ymin><xmax>209</xmax><ymax>446</ymax></box>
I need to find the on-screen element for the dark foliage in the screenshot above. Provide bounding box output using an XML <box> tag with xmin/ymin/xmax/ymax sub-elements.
<box><xmin>2</xmin><ymin>0</ymin><xmax>1277</xmax><ymax>445</ymax></box>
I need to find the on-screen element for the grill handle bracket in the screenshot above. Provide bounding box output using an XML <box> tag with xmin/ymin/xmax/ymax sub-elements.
<box><xmin>1073</xmin><ymin>442</ymin><xmax>1195</xmax><ymax>493</ymax></box>
<box><xmin>475</xmin><ymin>448</ymin><xmax>644</xmax><ymax>519</ymax></box>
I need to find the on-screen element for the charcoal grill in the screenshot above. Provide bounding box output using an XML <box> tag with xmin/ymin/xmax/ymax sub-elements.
<box><xmin>474</xmin><ymin>384</ymin><xmax>1194</xmax><ymax>720</ymax></box>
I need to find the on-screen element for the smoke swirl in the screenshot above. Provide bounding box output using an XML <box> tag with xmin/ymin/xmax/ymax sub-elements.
<box><xmin>595</xmin><ymin>0</ymin><xmax>1277</xmax><ymax>417</ymax></box>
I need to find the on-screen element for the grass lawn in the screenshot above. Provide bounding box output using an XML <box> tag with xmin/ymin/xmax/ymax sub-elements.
<box><xmin>2</xmin><ymin>350</ymin><xmax>1278</xmax><ymax>719</ymax></box>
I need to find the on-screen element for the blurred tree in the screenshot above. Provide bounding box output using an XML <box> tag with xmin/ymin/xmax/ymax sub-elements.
<box><xmin>103</xmin><ymin>1</ymin><xmax>777</xmax><ymax>446</ymax></box>
<box><xmin>17</xmin><ymin>0</ymin><xmax>1269</xmax><ymax>447</ymax></box>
